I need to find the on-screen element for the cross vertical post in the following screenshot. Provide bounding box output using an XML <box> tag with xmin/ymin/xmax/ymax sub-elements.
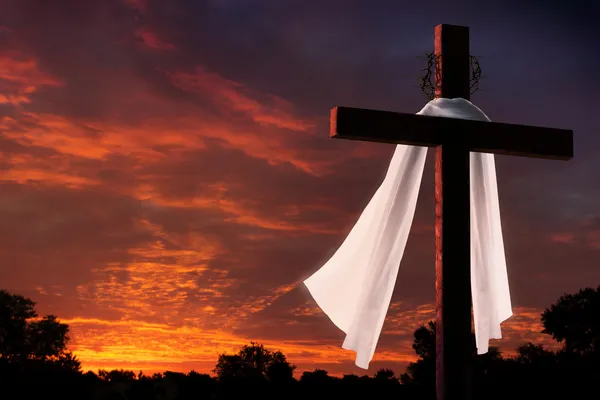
<box><xmin>434</xmin><ymin>24</ymin><xmax>473</xmax><ymax>400</ymax></box>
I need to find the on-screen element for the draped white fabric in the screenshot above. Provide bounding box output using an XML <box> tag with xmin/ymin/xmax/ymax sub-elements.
<box><xmin>303</xmin><ymin>98</ymin><xmax>512</xmax><ymax>369</ymax></box>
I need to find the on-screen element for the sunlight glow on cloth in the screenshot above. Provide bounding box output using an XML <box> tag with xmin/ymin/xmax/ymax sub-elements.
<box><xmin>303</xmin><ymin>98</ymin><xmax>513</xmax><ymax>369</ymax></box>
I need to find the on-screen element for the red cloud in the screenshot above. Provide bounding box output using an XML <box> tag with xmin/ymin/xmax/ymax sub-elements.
<box><xmin>0</xmin><ymin>51</ymin><xmax>62</xmax><ymax>106</ymax></box>
<box><xmin>134</xmin><ymin>28</ymin><xmax>176</xmax><ymax>51</ymax></box>
<box><xmin>166</xmin><ymin>67</ymin><xmax>316</xmax><ymax>132</ymax></box>
<box><xmin>550</xmin><ymin>232</ymin><xmax>575</xmax><ymax>244</ymax></box>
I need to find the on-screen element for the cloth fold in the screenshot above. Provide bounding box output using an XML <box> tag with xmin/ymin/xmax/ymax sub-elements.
<box><xmin>303</xmin><ymin>98</ymin><xmax>512</xmax><ymax>369</ymax></box>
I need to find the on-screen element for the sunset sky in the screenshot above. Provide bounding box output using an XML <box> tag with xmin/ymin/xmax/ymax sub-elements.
<box><xmin>1</xmin><ymin>0</ymin><xmax>599</xmax><ymax>378</ymax></box>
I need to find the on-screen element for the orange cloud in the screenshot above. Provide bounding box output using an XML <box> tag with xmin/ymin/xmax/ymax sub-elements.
<box><xmin>1</xmin><ymin>167</ymin><xmax>98</xmax><ymax>189</ymax></box>
<box><xmin>74</xmin><ymin>219</ymin><xmax>231</xmax><ymax>321</ymax></box>
<box><xmin>0</xmin><ymin>51</ymin><xmax>62</xmax><ymax>108</ymax></box>
<box><xmin>1</xmin><ymin>45</ymin><xmax>338</xmax><ymax>180</ymax></box>
<box><xmin>2</xmin><ymin>85</ymin><xmax>328</xmax><ymax>179</ymax></box>
<box><xmin>0</xmin><ymin>93</ymin><xmax>31</xmax><ymax>105</ymax></box>
<box><xmin>0</xmin><ymin>52</ymin><xmax>62</xmax><ymax>87</ymax></box>
<box><xmin>167</xmin><ymin>67</ymin><xmax>316</xmax><ymax>132</ymax></box>
<box><xmin>1</xmin><ymin>111</ymin><xmax>341</xmax><ymax>240</ymax></box>
<box><xmin>128</xmin><ymin>182</ymin><xmax>341</xmax><ymax>235</ymax></box>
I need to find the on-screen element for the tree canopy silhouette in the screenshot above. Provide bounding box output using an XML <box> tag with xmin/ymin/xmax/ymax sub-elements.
<box><xmin>541</xmin><ymin>285</ymin><xmax>600</xmax><ymax>355</ymax></box>
<box><xmin>0</xmin><ymin>289</ymin><xmax>80</xmax><ymax>371</ymax></box>
<box><xmin>98</xmin><ymin>368</ymin><xmax>137</xmax><ymax>383</ymax></box>
<box><xmin>213</xmin><ymin>341</ymin><xmax>296</xmax><ymax>383</ymax></box>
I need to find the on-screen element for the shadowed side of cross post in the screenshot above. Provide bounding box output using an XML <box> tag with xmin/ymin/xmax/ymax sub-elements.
<box><xmin>434</xmin><ymin>23</ymin><xmax>473</xmax><ymax>400</ymax></box>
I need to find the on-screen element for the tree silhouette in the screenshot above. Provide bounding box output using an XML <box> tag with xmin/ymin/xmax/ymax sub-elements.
<box><xmin>412</xmin><ymin>321</ymin><xmax>437</xmax><ymax>359</ymax></box>
<box><xmin>300</xmin><ymin>368</ymin><xmax>332</xmax><ymax>384</ymax></box>
<box><xmin>0</xmin><ymin>290</ymin><xmax>38</xmax><ymax>362</ymax></box>
<box><xmin>98</xmin><ymin>368</ymin><xmax>137</xmax><ymax>383</ymax></box>
<box><xmin>400</xmin><ymin>321</ymin><xmax>437</xmax><ymax>390</ymax></box>
<box><xmin>0</xmin><ymin>290</ymin><xmax>89</xmax><ymax>400</ymax></box>
<box><xmin>27</xmin><ymin>315</ymin><xmax>70</xmax><ymax>361</ymax></box>
<box><xmin>514</xmin><ymin>343</ymin><xmax>556</xmax><ymax>365</ymax></box>
<box><xmin>213</xmin><ymin>354</ymin><xmax>246</xmax><ymax>380</ymax></box>
<box><xmin>541</xmin><ymin>285</ymin><xmax>600</xmax><ymax>355</ymax></box>
<box><xmin>213</xmin><ymin>342</ymin><xmax>296</xmax><ymax>383</ymax></box>
<box><xmin>0</xmin><ymin>289</ymin><xmax>80</xmax><ymax>370</ymax></box>
<box><xmin>213</xmin><ymin>342</ymin><xmax>297</xmax><ymax>400</ymax></box>
<box><xmin>178</xmin><ymin>370</ymin><xmax>216</xmax><ymax>400</ymax></box>
<box><xmin>373</xmin><ymin>368</ymin><xmax>397</xmax><ymax>382</ymax></box>
<box><xmin>266</xmin><ymin>349</ymin><xmax>296</xmax><ymax>384</ymax></box>
<box><xmin>400</xmin><ymin>319</ymin><xmax>505</xmax><ymax>400</ymax></box>
<box><xmin>298</xmin><ymin>369</ymin><xmax>339</xmax><ymax>400</ymax></box>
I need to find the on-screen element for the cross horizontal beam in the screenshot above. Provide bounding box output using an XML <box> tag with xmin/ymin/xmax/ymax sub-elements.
<box><xmin>331</xmin><ymin>106</ymin><xmax>574</xmax><ymax>160</ymax></box>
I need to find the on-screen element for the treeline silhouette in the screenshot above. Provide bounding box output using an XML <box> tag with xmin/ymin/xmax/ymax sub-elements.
<box><xmin>1</xmin><ymin>286</ymin><xmax>599</xmax><ymax>400</ymax></box>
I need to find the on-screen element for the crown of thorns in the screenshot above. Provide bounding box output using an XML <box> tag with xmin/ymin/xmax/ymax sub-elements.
<box><xmin>417</xmin><ymin>52</ymin><xmax>483</xmax><ymax>100</ymax></box>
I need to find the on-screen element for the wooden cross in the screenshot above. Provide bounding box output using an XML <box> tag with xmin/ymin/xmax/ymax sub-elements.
<box><xmin>330</xmin><ymin>24</ymin><xmax>573</xmax><ymax>400</ymax></box>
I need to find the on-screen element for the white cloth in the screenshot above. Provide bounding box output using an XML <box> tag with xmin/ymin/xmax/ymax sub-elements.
<box><xmin>303</xmin><ymin>98</ymin><xmax>512</xmax><ymax>369</ymax></box>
